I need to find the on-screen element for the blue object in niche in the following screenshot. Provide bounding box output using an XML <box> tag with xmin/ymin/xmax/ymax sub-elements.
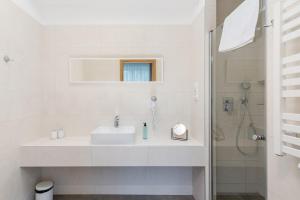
<box><xmin>123</xmin><ymin>63</ymin><xmax>151</xmax><ymax>81</ymax></box>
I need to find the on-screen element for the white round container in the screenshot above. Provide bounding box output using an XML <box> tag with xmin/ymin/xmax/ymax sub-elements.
<box><xmin>35</xmin><ymin>181</ymin><xmax>53</xmax><ymax>200</ymax></box>
<box><xmin>50</xmin><ymin>130</ymin><xmax>58</xmax><ymax>140</ymax></box>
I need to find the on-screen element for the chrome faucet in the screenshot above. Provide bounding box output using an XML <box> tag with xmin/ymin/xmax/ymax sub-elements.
<box><xmin>114</xmin><ymin>115</ymin><xmax>120</xmax><ymax>128</ymax></box>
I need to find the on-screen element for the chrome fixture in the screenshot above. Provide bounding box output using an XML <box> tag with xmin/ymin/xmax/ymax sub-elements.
<box><xmin>3</xmin><ymin>55</ymin><xmax>13</xmax><ymax>63</ymax></box>
<box><xmin>114</xmin><ymin>115</ymin><xmax>120</xmax><ymax>128</ymax></box>
<box><xmin>151</xmin><ymin>96</ymin><xmax>157</xmax><ymax>102</ymax></box>
<box><xmin>264</xmin><ymin>20</ymin><xmax>274</xmax><ymax>28</ymax></box>
<box><xmin>150</xmin><ymin>96</ymin><xmax>157</xmax><ymax>130</ymax></box>
<box><xmin>241</xmin><ymin>81</ymin><xmax>251</xmax><ymax>90</ymax></box>
<box><xmin>240</xmin><ymin>82</ymin><xmax>251</xmax><ymax>105</ymax></box>
<box><xmin>252</xmin><ymin>134</ymin><xmax>266</xmax><ymax>141</ymax></box>
<box><xmin>223</xmin><ymin>97</ymin><xmax>234</xmax><ymax>112</ymax></box>
<box><xmin>235</xmin><ymin>82</ymin><xmax>260</xmax><ymax>156</ymax></box>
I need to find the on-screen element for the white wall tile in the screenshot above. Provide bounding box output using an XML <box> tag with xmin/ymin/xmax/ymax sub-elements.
<box><xmin>41</xmin><ymin>25</ymin><xmax>200</xmax><ymax>140</ymax></box>
<box><xmin>0</xmin><ymin>2</ymin><xmax>43</xmax><ymax>199</ymax></box>
<box><xmin>40</xmin><ymin>20</ymin><xmax>206</xmax><ymax>194</ymax></box>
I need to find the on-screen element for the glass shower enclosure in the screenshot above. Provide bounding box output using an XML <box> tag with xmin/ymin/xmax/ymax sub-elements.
<box><xmin>210</xmin><ymin>13</ymin><xmax>267</xmax><ymax>200</ymax></box>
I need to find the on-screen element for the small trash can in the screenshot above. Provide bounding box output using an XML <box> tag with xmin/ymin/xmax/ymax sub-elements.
<box><xmin>35</xmin><ymin>181</ymin><xmax>54</xmax><ymax>200</ymax></box>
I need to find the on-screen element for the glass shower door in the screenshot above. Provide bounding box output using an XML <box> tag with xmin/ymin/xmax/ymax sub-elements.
<box><xmin>210</xmin><ymin>21</ymin><xmax>266</xmax><ymax>200</ymax></box>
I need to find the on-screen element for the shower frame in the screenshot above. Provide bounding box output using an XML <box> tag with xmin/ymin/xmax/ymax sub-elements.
<box><xmin>208</xmin><ymin>15</ymin><xmax>269</xmax><ymax>200</ymax></box>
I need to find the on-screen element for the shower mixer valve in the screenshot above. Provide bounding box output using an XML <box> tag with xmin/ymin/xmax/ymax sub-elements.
<box><xmin>223</xmin><ymin>97</ymin><xmax>234</xmax><ymax>113</ymax></box>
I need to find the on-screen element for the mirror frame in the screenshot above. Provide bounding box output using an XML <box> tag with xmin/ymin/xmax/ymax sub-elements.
<box><xmin>69</xmin><ymin>57</ymin><xmax>164</xmax><ymax>84</ymax></box>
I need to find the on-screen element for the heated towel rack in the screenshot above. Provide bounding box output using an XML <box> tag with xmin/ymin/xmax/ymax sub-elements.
<box><xmin>273</xmin><ymin>0</ymin><xmax>300</xmax><ymax>168</ymax></box>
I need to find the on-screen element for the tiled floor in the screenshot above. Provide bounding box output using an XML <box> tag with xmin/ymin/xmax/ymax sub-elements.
<box><xmin>217</xmin><ymin>193</ymin><xmax>265</xmax><ymax>200</ymax></box>
<box><xmin>54</xmin><ymin>195</ymin><xmax>195</xmax><ymax>200</ymax></box>
<box><xmin>54</xmin><ymin>194</ymin><xmax>265</xmax><ymax>200</ymax></box>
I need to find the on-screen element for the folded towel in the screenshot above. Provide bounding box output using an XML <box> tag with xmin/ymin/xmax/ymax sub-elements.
<box><xmin>219</xmin><ymin>0</ymin><xmax>260</xmax><ymax>52</ymax></box>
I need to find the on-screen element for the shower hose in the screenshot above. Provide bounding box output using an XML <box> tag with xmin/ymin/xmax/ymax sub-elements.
<box><xmin>235</xmin><ymin>97</ymin><xmax>259</xmax><ymax>156</ymax></box>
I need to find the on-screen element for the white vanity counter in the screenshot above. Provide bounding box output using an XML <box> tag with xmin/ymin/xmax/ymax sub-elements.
<box><xmin>20</xmin><ymin>136</ymin><xmax>207</xmax><ymax>167</ymax></box>
<box><xmin>23</xmin><ymin>136</ymin><xmax>204</xmax><ymax>146</ymax></box>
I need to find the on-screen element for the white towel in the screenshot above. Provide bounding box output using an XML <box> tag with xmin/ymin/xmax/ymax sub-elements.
<box><xmin>219</xmin><ymin>0</ymin><xmax>260</xmax><ymax>52</ymax></box>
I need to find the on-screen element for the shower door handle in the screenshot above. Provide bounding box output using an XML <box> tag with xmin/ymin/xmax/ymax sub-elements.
<box><xmin>252</xmin><ymin>134</ymin><xmax>266</xmax><ymax>141</ymax></box>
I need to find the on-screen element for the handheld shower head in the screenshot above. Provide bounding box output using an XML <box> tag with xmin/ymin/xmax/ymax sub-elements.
<box><xmin>150</xmin><ymin>96</ymin><xmax>158</xmax><ymax>130</ymax></box>
<box><xmin>240</xmin><ymin>82</ymin><xmax>251</xmax><ymax>106</ymax></box>
<box><xmin>241</xmin><ymin>82</ymin><xmax>251</xmax><ymax>90</ymax></box>
<box><xmin>151</xmin><ymin>96</ymin><xmax>157</xmax><ymax>102</ymax></box>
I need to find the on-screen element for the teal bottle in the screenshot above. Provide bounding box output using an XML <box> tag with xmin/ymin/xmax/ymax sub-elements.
<box><xmin>143</xmin><ymin>122</ymin><xmax>148</xmax><ymax>140</ymax></box>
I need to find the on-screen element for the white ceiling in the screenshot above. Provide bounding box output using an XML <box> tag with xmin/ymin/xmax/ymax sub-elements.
<box><xmin>11</xmin><ymin>0</ymin><xmax>204</xmax><ymax>25</ymax></box>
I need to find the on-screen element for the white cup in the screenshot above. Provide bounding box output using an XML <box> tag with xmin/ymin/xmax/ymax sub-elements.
<box><xmin>51</xmin><ymin>130</ymin><xmax>58</xmax><ymax>140</ymax></box>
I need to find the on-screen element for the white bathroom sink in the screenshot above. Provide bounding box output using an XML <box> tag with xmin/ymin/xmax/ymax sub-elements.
<box><xmin>91</xmin><ymin>126</ymin><xmax>136</xmax><ymax>145</ymax></box>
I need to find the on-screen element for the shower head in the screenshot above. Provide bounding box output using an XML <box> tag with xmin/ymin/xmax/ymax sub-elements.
<box><xmin>241</xmin><ymin>82</ymin><xmax>251</xmax><ymax>90</ymax></box>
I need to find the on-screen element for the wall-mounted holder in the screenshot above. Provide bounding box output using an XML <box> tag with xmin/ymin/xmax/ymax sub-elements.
<box><xmin>263</xmin><ymin>20</ymin><xmax>274</xmax><ymax>28</ymax></box>
<box><xmin>171</xmin><ymin>123</ymin><xmax>188</xmax><ymax>141</ymax></box>
<box><xmin>3</xmin><ymin>55</ymin><xmax>13</xmax><ymax>63</ymax></box>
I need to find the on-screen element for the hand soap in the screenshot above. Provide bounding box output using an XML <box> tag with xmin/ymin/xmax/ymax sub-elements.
<box><xmin>58</xmin><ymin>128</ymin><xmax>65</xmax><ymax>139</ymax></box>
<box><xmin>143</xmin><ymin>122</ymin><xmax>148</xmax><ymax>140</ymax></box>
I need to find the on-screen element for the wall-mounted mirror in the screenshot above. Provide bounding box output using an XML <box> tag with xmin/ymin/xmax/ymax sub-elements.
<box><xmin>69</xmin><ymin>57</ymin><xmax>164</xmax><ymax>83</ymax></box>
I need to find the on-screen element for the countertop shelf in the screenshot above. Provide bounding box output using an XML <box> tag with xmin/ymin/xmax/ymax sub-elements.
<box><xmin>22</xmin><ymin>136</ymin><xmax>204</xmax><ymax>147</ymax></box>
<box><xmin>20</xmin><ymin>136</ymin><xmax>207</xmax><ymax>167</ymax></box>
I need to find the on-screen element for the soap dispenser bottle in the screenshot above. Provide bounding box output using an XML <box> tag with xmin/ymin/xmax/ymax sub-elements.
<box><xmin>143</xmin><ymin>122</ymin><xmax>148</xmax><ymax>140</ymax></box>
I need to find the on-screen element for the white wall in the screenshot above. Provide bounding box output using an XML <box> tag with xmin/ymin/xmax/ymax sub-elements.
<box><xmin>39</xmin><ymin>22</ymin><xmax>206</xmax><ymax>195</ymax></box>
<box><xmin>41</xmin><ymin>25</ymin><xmax>198</xmax><ymax>141</ymax></box>
<box><xmin>0</xmin><ymin>1</ymin><xmax>44</xmax><ymax>200</ymax></box>
<box><xmin>191</xmin><ymin>9</ymin><xmax>206</xmax><ymax>144</ymax></box>
<box><xmin>267</xmin><ymin>0</ymin><xmax>300</xmax><ymax>200</ymax></box>
<box><xmin>192</xmin><ymin>1</ymin><xmax>216</xmax><ymax>199</ymax></box>
<box><xmin>0</xmin><ymin>0</ymin><xmax>208</xmax><ymax>198</ymax></box>
<box><xmin>41</xmin><ymin>167</ymin><xmax>193</xmax><ymax>195</ymax></box>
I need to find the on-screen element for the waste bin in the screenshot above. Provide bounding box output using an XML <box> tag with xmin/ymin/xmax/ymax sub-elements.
<box><xmin>35</xmin><ymin>181</ymin><xmax>53</xmax><ymax>200</ymax></box>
